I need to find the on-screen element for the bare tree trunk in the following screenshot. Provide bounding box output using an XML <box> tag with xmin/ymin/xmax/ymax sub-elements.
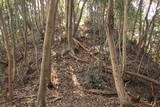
<box><xmin>68</xmin><ymin>0</ymin><xmax>74</xmax><ymax>53</ymax></box>
<box><xmin>122</xmin><ymin>0</ymin><xmax>128</xmax><ymax>74</ymax></box>
<box><xmin>6</xmin><ymin>0</ymin><xmax>16</xmax><ymax>84</ymax></box>
<box><xmin>37</xmin><ymin>0</ymin><xmax>58</xmax><ymax>107</ymax></box>
<box><xmin>72</xmin><ymin>1</ymin><xmax>76</xmax><ymax>35</ymax></box>
<box><xmin>142</xmin><ymin>1</ymin><xmax>160</xmax><ymax>50</ymax></box>
<box><xmin>65</xmin><ymin>0</ymin><xmax>69</xmax><ymax>39</ymax></box>
<box><xmin>106</xmin><ymin>0</ymin><xmax>132</xmax><ymax>106</ymax></box>
<box><xmin>21</xmin><ymin>0</ymin><xmax>28</xmax><ymax>67</ymax></box>
<box><xmin>40</xmin><ymin>0</ymin><xmax>45</xmax><ymax>26</ymax></box>
<box><xmin>28</xmin><ymin>11</ymin><xmax>40</xmax><ymax>72</ymax></box>
<box><xmin>145</xmin><ymin>22</ymin><xmax>155</xmax><ymax>52</ymax></box>
<box><xmin>138</xmin><ymin>0</ymin><xmax>143</xmax><ymax>40</ymax></box>
<box><xmin>0</xmin><ymin>9</ymin><xmax>13</xmax><ymax>102</ymax></box>
<box><xmin>72</xmin><ymin>0</ymin><xmax>88</xmax><ymax>37</ymax></box>
<box><xmin>136</xmin><ymin>0</ymin><xmax>153</xmax><ymax>59</ymax></box>
<box><xmin>138</xmin><ymin>0</ymin><xmax>153</xmax><ymax>48</ymax></box>
<box><xmin>131</xmin><ymin>0</ymin><xmax>143</xmax><ymax>40</ymax></box>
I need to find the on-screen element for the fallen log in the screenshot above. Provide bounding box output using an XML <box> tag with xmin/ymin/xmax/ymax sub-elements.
<box><xmin>125</xmin><ymin>71</ymin><xmax>160</xmax><ymax>85</ymax></box>
<box><xmin>106</xmin><ymin>69</ymin><xmax>160</xmax><ymax>86</ymax></box>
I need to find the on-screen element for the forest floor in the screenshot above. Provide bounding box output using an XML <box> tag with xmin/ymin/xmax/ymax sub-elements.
<box><xmin>0</xmin><ymin>25</ymin><xmax>160</xmax><ymax>107</ymax></box>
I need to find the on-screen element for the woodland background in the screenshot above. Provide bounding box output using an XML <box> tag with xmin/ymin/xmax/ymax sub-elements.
<box><xmin>0</xmin><ymin>0</ymin><xmax>160</xmax><ymax>107</ymax></box>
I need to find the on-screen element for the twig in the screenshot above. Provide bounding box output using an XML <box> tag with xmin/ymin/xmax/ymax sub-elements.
<box><xmin>53</xmin><ymin>97</ymin><xmax>62</xmax><ymax>102</ymax></box>
<box><xmin>82</xmin><ymin>88</ymin><xmax>117</xmax><ymax>96</ymax></box>
<box><xmin>48</xmin><ymin>96</ymin><xmax>62</xmax><ymax>103</ymax></box>
<box><xmin>69</xmin><ymin>53</ymin><xmax>89</xmax><ymax>63</ymax></box>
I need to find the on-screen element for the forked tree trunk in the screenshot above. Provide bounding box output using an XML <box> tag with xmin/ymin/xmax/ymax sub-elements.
<box><xmin>37</xmin><ymin>0</ymin><xmax>58</xmax><ymax>107</ymax></box>
<box><xmin>106</xmin><ymin>0</ymin><xmax>132</xmax><ymax>106</ymax></box>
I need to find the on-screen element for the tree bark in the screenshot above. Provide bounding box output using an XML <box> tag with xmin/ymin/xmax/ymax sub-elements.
<box><xmin>106</xmin><ymin>0</ymin><xmax>132</xmax><ymax>106</ymax></box>
<box><xmin>65</xmin><ymin>0</ymin><xmax>69</xmax><ymax>39</ymax></box>
<box><xmin>0</xmin><ymin>8</ymin><xmax>13</xmax><ymax>102</ymax></box>
<box><xmin>67</xmin><ymin>0</ymin><xmax>74</xmax><ymax>52</ymax></box>
<box><xmin>122</xmin><ymin>0</ymin><xmax>128</xmax><ymax>74</ymax></box>
<box><xmin>138</xmin><ymin>0</ymin><xmax>153</xmax><ymax>48</ymax></box>
<box><xmin>6</xmin><ymin>0</ymin><xmax>16</xmax><ymax>84</ymax></box>
<box><xmin>131</xmin><ymin>0</ymin><xmax>143</xmax><ymax>40</ymax></box>
<box><xmin>37</xmin><ymin>0</ymin><xmax>58</xmax><ymax>107</ymax></box>
<box><xmin>21</xmin><ymin>0</ymin><xmax>29</xmax><ymax>67</ymax></box>
<box><xmin>72</xmin><ymin>0</ymin><xmax>88</xmax><ymax>37</ymax></box>
<box><xmin>144</xmin><ymin>1</ymin><xmax>159</xmax><ymax>51</ymax></box>
<box><xmin>136</xmin><ymin>0</ymin><xmax>153</xmax><ymax>59</ymax></box>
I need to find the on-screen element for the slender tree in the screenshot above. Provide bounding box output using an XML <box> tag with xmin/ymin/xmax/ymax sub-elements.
<box><xmin>67</xmin><ymin>0</ymin><xmax>74</xmax><ymax>53</ymax></box>
<box><xmin>106</xmin><ymin>0</ymin><xmax>132</xmax><ymax>106</ymax></box>
<box><xmin>138</xmin><ymin>0</ymin><xmax>153</xmax><ymax>48</ymax></box>
<box><xmin>131</xmin><ymin>0</ymin><xmax>143</xmax><ymax>40</ymax></box>
<box><xmin>65</xmin><ymin>0</ymin><xmax>69</xmax><ymax>39</ymax></box>
<box><xmin>21</xmin><ymin>0</ymin><xmax>29</xmax><ymax>66</ymax></box>
<box><xmin>37</xmin><ymin>0</ymin><xmax>59</xmax><ymax>107</ymax></box>
<box><xmin>72</xmin><ymin>0</ymin><xmax>88</xmax><ymax>37</ymax></box>
<box><xmin>0</xmin><ymin>8</ymin><xmax>13</xmax><ymax>102</ymax></box>
<box><xmin>6</xmin><ymin>0</ymin><xmax>16</xmax><ymax>84</ymax></box>
<box><xmin>122</xmin><ymin>0</ymin><xmax>129</xmax><ymax>74</ymax></box>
